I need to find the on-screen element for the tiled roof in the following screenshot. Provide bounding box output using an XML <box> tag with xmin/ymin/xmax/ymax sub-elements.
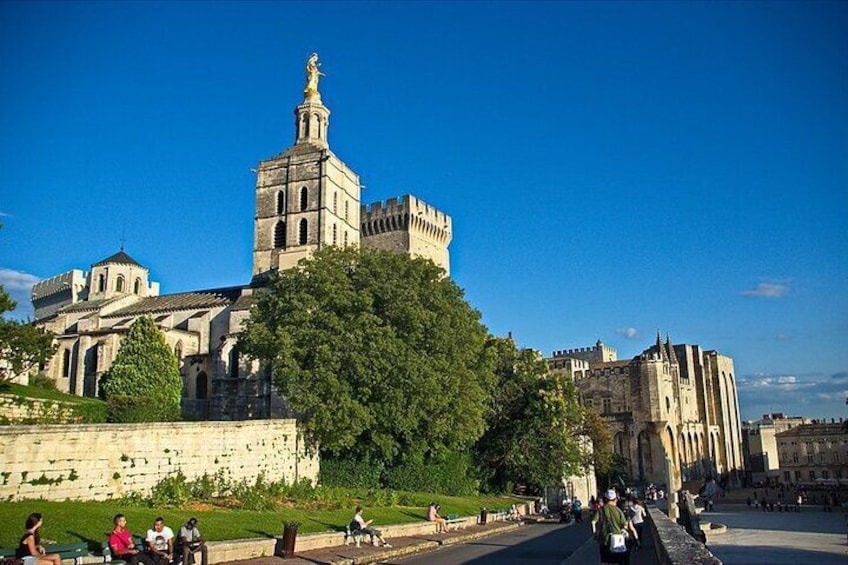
<box><xmin>231</xmin><ymin>294</ymin><xmax>254</xmax><ymax>311</ymax></box>
<box><xmin>103</xmin><ymin>286</ymin><xmax>244</xmax><ymax>317</ymax></box>
<box><xmin>57</xmin><ymin>298</ymin><xmax>117</xmax><ymax>314</ymax></box>
<box><xmin>92</xmin><ymin>250</ymin><xmax>144</xmax><ymax>268</ymax></box>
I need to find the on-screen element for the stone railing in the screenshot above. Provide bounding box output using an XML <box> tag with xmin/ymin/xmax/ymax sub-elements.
<box><xmin>646</xmin><ymin>506</ymin><xmax>722</xmax><ymax>565</ymax></box>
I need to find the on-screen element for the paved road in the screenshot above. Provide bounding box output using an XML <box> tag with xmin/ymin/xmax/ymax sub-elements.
<box><xmin>386</xmin><ymin>521</ymin><xmax>591</xmax><ymax>565</ymax></box>
<box><xmin>704</xmin><ymin>503</ymin><xmax>848</xmax><ymax>565</ymax></box>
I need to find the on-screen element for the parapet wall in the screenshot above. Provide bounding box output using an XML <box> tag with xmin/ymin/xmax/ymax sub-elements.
<box><xmin>647</xmin><ymin>506</ymin><xmax>722</xmax><ymax>565</ymax></box>
<box><xmin>0</xmin><ymin>419</ymin><xmax>319</xmax><ymax>502</ymax></box>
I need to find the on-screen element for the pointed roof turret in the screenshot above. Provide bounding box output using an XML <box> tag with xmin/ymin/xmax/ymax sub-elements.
<box><xmin>666</xmin><ymin>332</ymin><xmax>678</xmax><ymax>364</ymax></box>
<box><xmin>92</xmin><ymin>250</ymin><xmax>144</xmax><ymax>268</ymax></box>
<box><xmin>655</xmin><ymin>330</ymin><xmax>667</xmax><ymax>361</ymax></box>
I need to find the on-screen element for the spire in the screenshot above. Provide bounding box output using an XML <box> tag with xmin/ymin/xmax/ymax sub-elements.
<box><xmin>666</xmin><ymin>332</ymin><xmax>678</xmax><ymax>364</ymax></box>
<box><xmin>294</xmin><ymin>53</ymin><xmax>330</xmax><ymax>148</ymax></box>
<box><xmin>655</xmin><ymin>330</ymin><xmax>667</xmax><ymax>361</ymax></box>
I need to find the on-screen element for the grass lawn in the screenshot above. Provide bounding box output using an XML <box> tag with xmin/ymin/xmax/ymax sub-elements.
<box><xmin>0</xmin><ymin>493</ymin><xmax>518</xmax><ymax>549</ymax></box>
<box><xmin>2</xmin><ymin>384</ymin><xmax>104</xmax><ymax>406</ymax></box>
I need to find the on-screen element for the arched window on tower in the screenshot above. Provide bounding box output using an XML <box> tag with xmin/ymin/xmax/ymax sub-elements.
<box><xmin>134</xmin><ymin>278</ymin><xmax>142</xmax><ymax>294</ymax></box>
<box><xmin>299</xmin><ymin>219</ymin><xmax>308</xmax><ymax>245</ymax></box>
<box><xmin>98</xmin><ymin>274</ymin><xmax>106</xmax><ymax>293</ymax></box>
<box><xmin>333</xmin><ymin>223</ymin><xmax>337</xmax><ymax>246</ymax></box>
<box><xmin>277</xmin><ymin>191</ymin><xmax>286</xmax><ymax>215</ymax></box>
<box><xmin>274</xmin><ymin>221</ymin><xmax>286</xmax><ymax>248</ymax></box>
<box><xmin>300</xmin><ymin>187</ymin><xmax>308</xmax><ymax>211</ymax></box>
<box><xmin>345</xmin><ymin>200</ymin><xmax>349</xmax><ymax>220</ymax></box>
<box><xmin>115</xmin><ymin>275</ymin><xmax>125</xmax><ymax>292</ymax></box>
<box><xmin>344</xmin><ymin>231</ymin><xmax>348</xmax><ymax>246</ymax></box>
<box><xmin>333</xmin><ymin>192</ymin><xmax>337</xmax><ymax>213</ymax></box>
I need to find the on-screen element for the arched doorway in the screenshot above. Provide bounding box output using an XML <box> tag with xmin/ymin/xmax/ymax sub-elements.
<box><xmin>196</xmin><ymin>371</ymin><xmax>208</xmax><ymax>400</ymax></box>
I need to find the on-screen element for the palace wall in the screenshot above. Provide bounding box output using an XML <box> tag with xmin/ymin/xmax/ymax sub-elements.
<box><xmin>0</xmin><ymin>419</ymin><xmax>318</xmax><ymax>502</ymax></box>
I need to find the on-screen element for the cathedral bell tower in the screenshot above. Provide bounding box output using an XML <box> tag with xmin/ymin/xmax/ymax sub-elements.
<box><xmin>252</xmin><ymin>54</ymin><xmax>361</xmax><ymax>278</ymax></box>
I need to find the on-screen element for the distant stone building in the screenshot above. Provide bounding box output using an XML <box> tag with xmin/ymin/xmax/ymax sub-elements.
<box><xmin>548</xmin><ymin>333</ymin><xmax>744</xmax><ymax>487</ymax></box>
<box><xmin>775</xmin><ymin>421</ymin><xmax>848</xmax><ymax>485</ymax></box>
<box><xmin>742</xmin><ymin>413</ymin><xmax>810</xmax><ymax>484</ymax></box>
<box><xmin>28</xmin><ymin>56</ymin><xmax>452</xmax><ymax>420</ymax></box>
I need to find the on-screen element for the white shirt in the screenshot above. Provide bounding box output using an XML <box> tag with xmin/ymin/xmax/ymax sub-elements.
<box><xmin>146</xmin><ymin>527</ymin><xmax>174</xmax><ymax>552</ymax></box>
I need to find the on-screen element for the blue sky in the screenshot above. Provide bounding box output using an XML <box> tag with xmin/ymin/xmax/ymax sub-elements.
<box><xmin>1</xmin><ymin>1</ymin><xmax>846</xmax><ymax>420</ymax></box>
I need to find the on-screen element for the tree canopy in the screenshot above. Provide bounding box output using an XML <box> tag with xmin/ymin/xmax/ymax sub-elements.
<box><xmin>99</xmin><ymin>316</ymin><xmax>182</xmax><ymax>422</ymax></box>
<box><xmin>0</xmin><ymin>277</ymin><xmax>56</xmax><ymax>385</ymax></box>
<box><xmin>240</xmin><ymin>247</ymin><xmax>494</xmax><ymax>466</ymax></box>
<box><xmin>475</xmin><ymin>337</ymin><xmax>593</xmax><ymax>492</ymax></box>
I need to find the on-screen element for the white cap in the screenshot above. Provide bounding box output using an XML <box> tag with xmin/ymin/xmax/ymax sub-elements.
<box><xmin>606</xmin><ymin>489</ymin><xmax>617</xmax><ymax>500</ymax></box>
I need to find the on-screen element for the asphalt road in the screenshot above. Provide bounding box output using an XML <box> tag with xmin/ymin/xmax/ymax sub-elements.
<box><xmin>385</xmin><ymin>520</ymin><xmax>592</xmax><ymax>565</ymax></box>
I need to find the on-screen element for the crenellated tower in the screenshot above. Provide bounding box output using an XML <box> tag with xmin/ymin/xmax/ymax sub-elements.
<box><xmin>360</xmin><ymin>195</ymin><xmax>453</xmax><ymax>275</ymax></box>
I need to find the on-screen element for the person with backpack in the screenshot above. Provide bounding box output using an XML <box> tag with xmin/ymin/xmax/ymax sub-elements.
<box><xmin>591</xmin><ymin>489</ymin><xmax>638</xmax><ymax>564</ymax></box>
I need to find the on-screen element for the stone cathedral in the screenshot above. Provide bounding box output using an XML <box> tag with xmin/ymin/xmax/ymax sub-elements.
<box><xmin>29</xmin><ymin>55</ymin><xmax>452</xmax><ymax>420</ymax></box>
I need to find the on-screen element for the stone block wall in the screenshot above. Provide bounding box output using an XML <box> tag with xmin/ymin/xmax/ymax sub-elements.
<box><xmin>0</xmin><ymin>394</ymin><xmax>87</xmax><ymax>425</ymax></box>
<box><xmin>0</xmin><ymin>419</ymin><xmax>319</xmax><ymax>502</ymax></box>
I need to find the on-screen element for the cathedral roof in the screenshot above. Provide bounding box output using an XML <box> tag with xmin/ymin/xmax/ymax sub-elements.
<box><xmin>103</xmin><ymin>286</ymin><xmax>243</xmax><ymax>317</ymax></box>
<box><xmin>92</xmin><ymin>250</ymin><xmax>144</xmax><ymax>268</ymax></box>
<box><xmin>58</xmin><ymin>297</ymin><xmax>120</xmax><ymax>314</ymax></box>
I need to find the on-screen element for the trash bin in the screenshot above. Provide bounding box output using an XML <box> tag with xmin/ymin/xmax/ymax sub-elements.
<box><xmin>280</xmin><ymin>522</ymin><xmax>299</xmax><ymax>557</ymax></box>
<box><xmin>479</xmin><ymin>508</ymin><xmax>488</xmax><ymax>525</ymax></box>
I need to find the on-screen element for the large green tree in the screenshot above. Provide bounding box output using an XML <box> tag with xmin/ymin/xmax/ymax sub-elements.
<box><xmin>99</xmin><ymin>316</ymin><xmax>182</xmax><ymax>422</ymax></box>
<box><xmin>475</xmin><ymin>337</ymin><xmax>592</xmax><ymax>492</ymax></box>
<box><xmin>240</xmin><ymin>247</ymin><xmax>494</xmax><ymax>466</ymax></box>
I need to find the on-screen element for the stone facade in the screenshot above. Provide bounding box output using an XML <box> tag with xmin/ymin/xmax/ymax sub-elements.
<box><xmin>0</xmin><ymin>419</ymin><xmax>318</xmax><ymax>502</ymax></box>
<box><xmin>547</xmin><ymin>333</ymin><xmax>744</xmax><ymax>487</ymax></box>
<box><xmin>775</xmin><ymin>421</ymin><xmax>848</xmax><ymax>485</ymax></box>
<box><xmin>27</xmin><ymin>57</ymin><xmax>452</xmax><ymax>422</ymax></box>
<box><xmin>742</xmin><ymin>413</ymin><xmax>810</xmax><ymax>483</ymax></box>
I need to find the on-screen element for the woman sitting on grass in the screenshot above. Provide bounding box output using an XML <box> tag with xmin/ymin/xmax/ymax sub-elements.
<box><xmin>17</xmin><ymin>513</ymin><xmax>61</xmax><ymax>565</ymax></box>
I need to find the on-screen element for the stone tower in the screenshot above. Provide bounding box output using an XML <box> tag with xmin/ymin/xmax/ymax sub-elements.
<box><xmin>253</xmin><ymin>54</ymin><xmax>361</xmax><ymax>276</ymax></box>
<box><xmin>360</xmin><ymin>195</ymin><xmax>453</xmax><ymax>275</ymax></box>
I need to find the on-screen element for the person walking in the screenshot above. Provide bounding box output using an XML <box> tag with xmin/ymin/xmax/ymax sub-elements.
<box><xmin>592</xmin><ymin>490</ymin><xmax>638</xmax><ymax>565</ymax></box>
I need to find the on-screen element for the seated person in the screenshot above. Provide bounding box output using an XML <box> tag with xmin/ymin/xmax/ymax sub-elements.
<box><xmin>17</xmin><ymin>513</ymin><xmax>61</xmax><ymax>565</ymax></box>
<box><xmin>110</xmin><ymin>514</ymin><xmax>155</xmax><ymax>565</ymax></box>
<box><xmin>178</xmin><ymin>518</ymin><xmax>207</xmax><ymax>565</ymax></box>
<box><xmin>145</xmin><ymin>518</ymin><xmax>174</xmax><ymax>565</ymax></box>
<box><xmin>350</xmin><ymin>506</ymin><xmax>392</xmax><ymax>548</ymax></box>
<box><xmin>428</xmin><ymin>503</ymin><xmax>449</xmax><ymax>533</ymax></box>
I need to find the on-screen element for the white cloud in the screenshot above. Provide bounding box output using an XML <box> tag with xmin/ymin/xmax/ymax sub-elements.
<box><xmin>741</xmin><ymin>282</ymin><xmax>788</xmax><ymax>298</ymax></box>
<box><xmin>0</xmin><ymin>211</ymin><xmax>10</xmax><ymax>217</ymax></box>
<box><xmin>0</xmin><ymin>267</ymin><xmax>40</xmax><ymax>319</ymax></box>
<box><xmin>616</xmin><ymin>327</ymin><xmax>639</xmax><ymax>339</ymax></box>
<box><xmin>738</xmin><ymin>371</ymin><xmax>848</xmax><ymax>419</ymax></box>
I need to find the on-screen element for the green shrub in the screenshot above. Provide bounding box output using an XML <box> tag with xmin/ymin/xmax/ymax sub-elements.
<box><xmin>384</xmin><ymin>453</ymin><xmax>478</xmax><ymax>496</ymax></box>
<box><xmin>320</xmin><ymin>457</ymin><xmax>383</xmax><ymax>488</ymax></box>
<box><xmin>99</xmin><ymin>317</ymin><xmax>182</xmax><ymax>422</ymax></box>
<box><xmin>149</xmin><ymin>471</ymin><xmax>191</xmax><ymax>507</ymax></box>
<box><xmin>28</xmin><ymin>372</ymin><xmax>57</xmax><ymax>390</ymax></box>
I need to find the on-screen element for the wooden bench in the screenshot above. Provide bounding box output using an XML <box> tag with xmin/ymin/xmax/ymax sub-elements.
<box><xmin>1</xmin><ymin>542</ymin><xmax>94</xmax><ymax>565</ymax></box>
<box><xmin>343</xmin><ymin>526</ymin><xmax>365</xmax><ymax>548</ymax></box>
<box><xmin>44</xmin><ymin>543</ymin><xmax>91</xmax><ymax>565</ymax></box>
<box><xmin>444</xmin><ymin>514</ymin><xmax>466</xmax><ymax>530</ymax></box>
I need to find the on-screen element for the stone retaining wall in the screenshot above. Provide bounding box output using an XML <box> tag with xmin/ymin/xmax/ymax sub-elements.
<box><xmin>0</xmin><ymin>419</ymin><xmax>318</xmax><ymax>501</ymax></box>
<box><xmin>0</xmin><ymin>394</ymin><xmax>83</xmax><ymax>424</ymax></box>
<box><xmin>646</xmin><ymin>506</ymin><xmax>722</xmax><ymax>565</ymax></box>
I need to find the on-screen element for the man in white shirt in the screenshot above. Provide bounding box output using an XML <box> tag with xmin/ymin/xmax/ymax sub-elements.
<box><xmin>145</xmin><ymin>518</ymin><xmax>174</xmax><ymax>565</ymax></box>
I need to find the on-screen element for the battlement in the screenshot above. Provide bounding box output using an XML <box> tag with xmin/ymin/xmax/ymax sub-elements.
<box><xmin>551</xmin><ymin>340</ymin><xmax>617</xmax><ymax>362</ymax></box>
<box><xmin>552</xmin><ymin>340</ymin><xmax>618</xmax><ymax>363</ymax></box>
<box><xmin>31</xmin><ymin>270</ymin><xmax>86</xmax><ymax>300</ymax></box>
<box><xmin>361</xmin><ymin>194</ymin><xmax>452</xmax><ymax>243</ymax></box>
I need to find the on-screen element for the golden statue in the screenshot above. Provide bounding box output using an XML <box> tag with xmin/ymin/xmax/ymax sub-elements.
<box><xmin>304</xmin><ymin>53</ymin><xmax>324</xmax><ymax>97</ymax></box>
